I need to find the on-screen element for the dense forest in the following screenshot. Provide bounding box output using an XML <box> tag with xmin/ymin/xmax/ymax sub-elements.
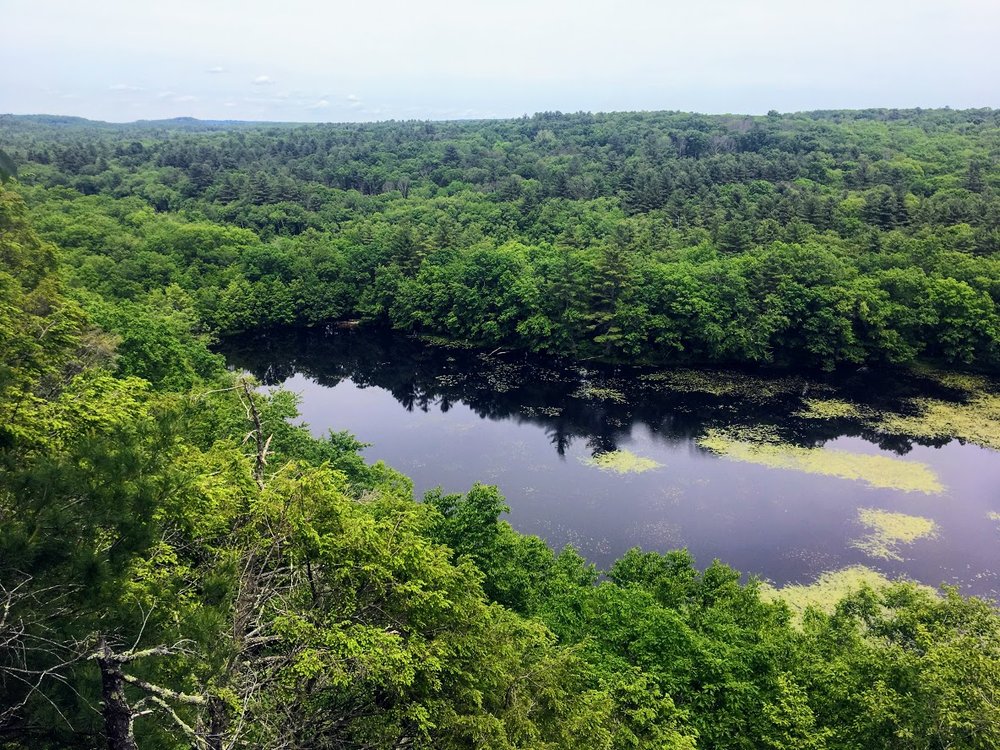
<box><xmin>2</xmin><ymin>109</ymin><xmax>1000</xmax><ymax>749</ymax></box>
<box><xmin>2</xmin><ymin>108</ymin><xmax>1000</xmax><ymax>370</ymax></box>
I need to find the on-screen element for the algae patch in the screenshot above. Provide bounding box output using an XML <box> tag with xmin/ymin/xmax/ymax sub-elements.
<box><xmin>760</xmin><ymin>566</ymin><xmax>893</xmax><ymax>618</ymax></box>
<box><xmin>583</xmin><ymin>449</ymin><xmax>662</xmax><ymax>474</ymax></box>
<box><xmin>796</xmin><ymin>398</ymin><xmax>867</xmax><ymax>421</ymax></box>
<box><xmin>572</xmin><ymin>383</ymin><xmax>627</xmax><ymax>403</ymax></box>
<box><xmin>913</xmin><ymin>368</ymin><xmax>994</xmax><ymax>395</ymax></box>
<box><xmin>645</xmin><ymin>366</ymin><xmax>1000</xmax><ymax>454</ymax></box>
<box><xmin>641</xmin><ymin>369</ymin><xmax>822</xmax><ymax>402</ymax></box>
<box><xmin>851</xmin><ymin>508</ymin><xmax>939</xmax><ymax>561</ymax></box>
<box><xmin>760</xmin><ymin>565</ymin><xmax>935</xmax><ymax>624</ymax></box>
<box><xmin>875</xmin><ymin>391</ymin><xmax>1000</xmax><ymax>452</ymax></box>
<box><xmin>697</xmin><ymin>428</ymin><xmax>944</xmax><ymax>494</ymax></box>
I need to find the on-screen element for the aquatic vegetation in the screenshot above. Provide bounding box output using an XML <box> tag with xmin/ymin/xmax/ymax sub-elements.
<box><xmin>417</xmin><ymin>333</ymin><xmax>476</xmax><ymax>349</ymax></box>
<box><xmin>583</xmin><ymin>449</ymin><xmax>662</xmax><ymax>474</ymax></box>
<box><xmin>520</xmin><ymin>405</ymin><xmax>564</xmax><ymax>418</ymax></box>
<box><xmin>796</xmin><ymin>398</ymin><xmax>867</xmax><ymax>420</ymax></box>
<box><xmin>698</xmin><ymin>427</ymin><xmax>944</xmax><ymax>493</ymax></box>
<box><xmin>912</xmin><ymin>367</ymin><xmax>994</xmax><ymax>395</ymax></box>
<box><xmin>851</xmin><ymin>508</ymin><xmax>939</xmax><ymax>561</ymax></box>
<box><xmin>874</xmin><ymin>391</ymin><xmax>1000</xmax><ymax>452</ymax></box>
<box><xmin>536</xmin><ymin>405</ymin><xmax>563</xmax><ymax>417</ymax></box>
<box><xmin>858</xmin><ymin>368</ymin><xmax>1000</xmax><ymax>451</ymax></box>
<box><xmin>572</xmin><ymin>383</ymin><xmax>627</xmax><ymax>403</ymax></box>
<box><xmin>641</xmin><ymin>369</ymin><xmax>821</xmax><ymax>402</ymax></box>
<box><xmin>627</xmin><ymin>518</ymin><xmax>683</xmax><ymax>548</ymax></box>
<box><xmin>480</xmin><ymin>360</ymin><xmax>524</xmax><ymax>393</ymax></box>
<box><xmin>760</xmin><ymin>565</ymin><xmax>935</xmax><ymax>624</ymax></box>
<box><xmin>646</xmin><ymin>366</ymin><xmax>1000</xmax><ymax>456</ymax></box>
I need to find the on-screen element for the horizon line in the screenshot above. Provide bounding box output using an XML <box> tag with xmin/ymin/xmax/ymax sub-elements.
<box><xmin>2</xmin><ymin>105</ymin><xmax>996</xmax><ymax>129</ymax></box>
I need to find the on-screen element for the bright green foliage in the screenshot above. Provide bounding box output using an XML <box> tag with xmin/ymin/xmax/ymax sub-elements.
<box><xmin>3</xmin><ymin>108</ymin><xmax>1000</xmax><ymax>371</ymax></box>
<box><xmin>0</xmin><ymin>187</ymin><xmax>89</xmax><ymax>446</ymax></box>
<box><xmin>426</xmin><ymin>483</ymin><xmax>598</xmax><ymax>615</ymax></box>
<box><xmin>797</xmin><ymin>585</ymin><xmax>1000</xmax><ymax>749</ymax></box>
<box><xmin>87</xmin><ymin>292</ymin><xmax>225</xmax><ymax>390</ymax></box>
<box><xmin>3</xmin><ymin>108</ymin><xmax>1000</xmax><ymax>748</ymax></box>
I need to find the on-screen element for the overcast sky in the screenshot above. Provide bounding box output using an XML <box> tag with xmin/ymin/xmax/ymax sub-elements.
<box><xmin>3</xmin><ymin>0</ymin><xmax>998</xmax><ymax>123</ymax></box>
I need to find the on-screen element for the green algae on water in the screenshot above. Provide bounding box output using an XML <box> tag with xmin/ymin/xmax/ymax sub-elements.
<box><xmin>697</xmin><ymin>427</ymin><xmax>944</xmax><ymax>494</ymax></box>
<box><xmin>866</xmin><ymin>367</ymin><xmax>1000</xmax><ymax>452</ymax></box>
<box><xmin>572</xmin><ymin>383</ymin><xmax>627</xmax><ymax>403</ymax></box>
<box><xmin>912</xmin><ymin>367</ymin><xmax>995</xmax><ymax>395</ymax></box>
<box><xmin>851</xmin><ymin>508</ymin><xmax>939</xmax><ymax>561</ymax></box>
<box><xmin>583</xmin><ymin>449</ymin><xmax>662</xmax><ymax>474</ymax></box>
<box><xmin>875</xmin><ymin>391</ymin><xmax>1000</xmax><ymax>452</ymax></box>
<box><xmin>645</xmin><ymin>365</ymin><xmax>1000</xmax><ymax>455</ymax></box>
<box><xmin>760</xmin><ymin>566</ymin><xmax>893</xmax><ymax>618</ymax></box>
<box><xmin>416</xmin><ymin>333</ymin><xmax>476</xmax><ymax>350</ymax></box>
<box><xmin>796</xmin><ymin>398</ymin><xmax>867</xmax><ymax>421</ymax></box>
<box><xmin>641</xmin><ymin>368</ymin><xmax>823</xmax><ymax>402</ymax></box>
<box><xmin>760</xmin><ymin>565</ymin><xmax>936</xmax><ymax>625</ymax></box>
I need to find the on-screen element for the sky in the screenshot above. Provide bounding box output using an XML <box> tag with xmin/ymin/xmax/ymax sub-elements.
<box><xmin>3</xmin><ymin>0</ymin><xmax>998</xmax><ymax>123</ymax></box>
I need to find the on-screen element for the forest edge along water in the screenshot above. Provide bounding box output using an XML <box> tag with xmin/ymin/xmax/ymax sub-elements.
<box><xmin>5</xmin><ymin>101</ymin><xmax>1000</xmax><ymax>746</ymax></box>
<box><xmin>220</xmin><ymin>324</ymin><xmax>1000</xmax><ymax>602</ymax></box>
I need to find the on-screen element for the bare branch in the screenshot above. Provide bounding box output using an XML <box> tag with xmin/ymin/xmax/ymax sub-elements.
<box><xmin>238</xmin><ymin>378</ymin><xmax>271</xmax><ymax>489</ymax></box>
<box><xmin>120</xmin><ymin>673</ymin><xmax>208</xmax><ymax>706</ymax></box>
<box><xmin>147</xmin><ymin>695</ymin><xmax>209</xmax><ymax>750</ymax></box>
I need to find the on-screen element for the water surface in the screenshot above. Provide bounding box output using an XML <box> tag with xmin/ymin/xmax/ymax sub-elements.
<box><xmin>220</xmin><ymin>327</ymin><xmax>1000</xmax><ymax>598</ymax></box>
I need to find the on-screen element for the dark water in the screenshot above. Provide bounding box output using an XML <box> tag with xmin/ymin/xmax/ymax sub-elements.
<box><xmin>220</xmin><ymin>327</ymin><xmax>1000</xmax><ymax>599</ymax></box>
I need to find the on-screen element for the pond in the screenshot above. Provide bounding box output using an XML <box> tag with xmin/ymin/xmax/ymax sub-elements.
<box><xmin>220</xmin><ymin>326</ymin><xmax>1000</xmax><ymax>599</ymax></box>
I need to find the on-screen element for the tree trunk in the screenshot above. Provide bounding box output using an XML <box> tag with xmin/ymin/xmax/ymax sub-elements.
<box><xmin>96</xmin><ymin>637</ymin><xmax>137</xmax><ymax>750</ymax></box>
<box><xmin>206</xmin><ymin>694</ymin><xmax>229</xmax><ymax>750</ymax></box>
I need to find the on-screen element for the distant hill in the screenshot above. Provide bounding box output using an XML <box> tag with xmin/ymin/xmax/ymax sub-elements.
<box><xmin>0</xmin><ymin>113</ymin><xmax>288</xmax><ymax>133</ymax></box>
<box><xmin>4</xmin><ymin>107</ymin><xmax>997</xmax><ymax>134</ymax></box>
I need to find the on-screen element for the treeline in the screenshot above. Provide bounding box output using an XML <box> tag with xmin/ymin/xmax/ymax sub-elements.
<box><xmin>2</xmin><ymin>181</ymin><xmax>1000</xmax><ymax>749</ymax></box>
<box><xmin>2</xmin><ymin>108</ymin><xmax>999</xmax><ymax>369</ymax></box>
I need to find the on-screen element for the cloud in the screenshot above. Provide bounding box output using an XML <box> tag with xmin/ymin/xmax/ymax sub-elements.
<box><xmin>306</xmin><ymin>99</ymin><xmax>330</xmax><ymax>109</ymax></box>
<box><xmin>253</xmin><ymin>75</ymin><xmax>275</xmax><ymax>86</ymax></box>
<box><xmin>205</xmin><ymin>66</ymin><xmax>225</xmax><ymax>73</ymax></box>
<box><xmin>346</xmin><ymin>93</ymin><xmax>362</xmax><ymax>108</ymax></box>
<box><xmin>173</xmin><ymin>95</ymin><xmax>198</xmax><ymax>103</ymax></box>
<box><xmin>109</xmin><ymin>83</ymin><xmax>143</xmax><ymax>92</ymax></box>
<box><xmin>156</xmin><ymin>91</ymin><xmax>175</xmax><ymax>99</ymax></box>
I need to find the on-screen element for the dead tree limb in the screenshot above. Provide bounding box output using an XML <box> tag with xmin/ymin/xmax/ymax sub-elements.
<box><xmin>90</xmin><ymin>637</ymin><xmax>216</xmax><ymax>750</ymax></box>
<box><xmin>238</xmin><ymin>378</ymin><xmax>272</xmax><ymax>489</ymax></box>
